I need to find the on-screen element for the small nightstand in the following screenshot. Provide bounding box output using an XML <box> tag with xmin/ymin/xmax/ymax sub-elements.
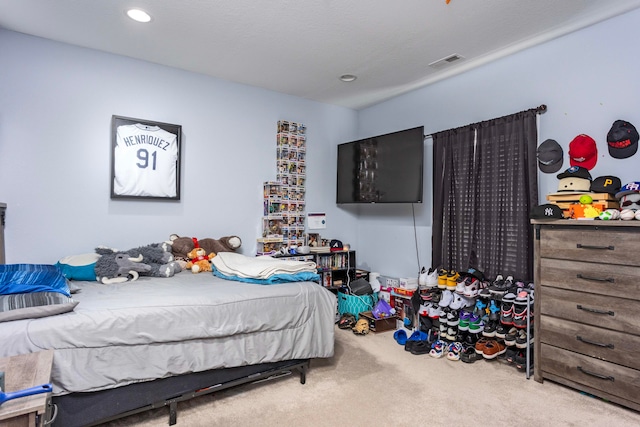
<box><xmin>0</xmin><ymin>350</ymin><xmax>54</xmax><ymax>427</ymax></box>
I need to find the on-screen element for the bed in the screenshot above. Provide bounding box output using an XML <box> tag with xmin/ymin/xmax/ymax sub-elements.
<box><xmin>0</xmin><ymin>257</ymin><xmax>337</xmax><ymax>426</ymax></box>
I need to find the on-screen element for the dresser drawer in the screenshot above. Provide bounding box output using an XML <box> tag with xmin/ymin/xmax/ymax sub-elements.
<box><xmin>540</xmin><ymin>343</ymin><xmax>640</xmax><ymax>406</ymax></box>
<box><xmin>540</xmin><ymin>286</ymin><xmax>640</xmax><ymax>332</ymax></box>
<box><xmin>539</xmin><ymin>257</ymin><xmax>640</xmax><ymax>300</ymax></box>
<box><xmin>540</xmin><ymin>315</ymin><xmax>640</xmax><ymax>370</ymax></box>
<box><xmin>539</xmin><ymin>226</ymin><xmax>640</xmax><ymax>266</ymax></box>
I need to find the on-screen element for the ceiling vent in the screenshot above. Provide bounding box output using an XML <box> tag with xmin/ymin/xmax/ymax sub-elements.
<box><xmin>428</xmin><ymin>53</ymin><xmax>465</xmax><ymax>69</ymax></box>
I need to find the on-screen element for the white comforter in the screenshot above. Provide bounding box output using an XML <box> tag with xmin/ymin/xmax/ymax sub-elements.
<box><xmin>211</xmin><ymin>252</ymin><xmax>317</xmax><ymax>279</ymax></box>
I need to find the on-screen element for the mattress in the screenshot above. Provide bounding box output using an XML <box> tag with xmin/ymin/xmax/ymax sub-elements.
<box><xmin>0</xmin><ymin>272</ymin><xmax>336</xmax><ymax>395</ymax></box>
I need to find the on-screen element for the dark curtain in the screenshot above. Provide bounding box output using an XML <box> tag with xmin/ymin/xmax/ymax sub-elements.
<box><xmin>432</xmin><ymin>109</ymin><xmax>538</xmax><ymax>281</ymax></box>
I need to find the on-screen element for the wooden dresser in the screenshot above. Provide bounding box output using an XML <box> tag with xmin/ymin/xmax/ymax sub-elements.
<box><xmin>532</xmin><ymin>219</ymin><xmax>640</xmax><ymax>411</ymax></box>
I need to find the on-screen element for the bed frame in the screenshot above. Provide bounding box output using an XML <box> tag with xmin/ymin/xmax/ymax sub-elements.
<box><xmin>51</xmin><ymin>359</ymin><xmax>310</xmax><ymax>426</ymax></box>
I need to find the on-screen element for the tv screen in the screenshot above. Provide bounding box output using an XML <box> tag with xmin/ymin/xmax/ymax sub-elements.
<box><xmin>336</xmin><ymin>126</ymin><xmax>424</xmax><ymax>204</ymax></box>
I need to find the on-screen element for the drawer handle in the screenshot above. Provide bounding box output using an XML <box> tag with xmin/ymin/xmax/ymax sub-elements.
<box><xmin>577</xmin><ymin>366</ymin><xmax>614</xmax><ymax>382</ymax></box>
<box><xmin>576</xmin><ymin>243</ymin><xmax>614</xmax><ymax>251</ymax></box>
<box><xmin>576</xmin><ymin>335</ymin><xmax>614</xmax><ymax>349</ymax></box>
<box><xmin>576</xmin><ymin>305</ymin><xmax>614</xmax><ymax>316</ymax></box>
<box><xmin>576</xmin><ymin>274</ymin><xmax>615</xmax><ymax>283</ymax></box>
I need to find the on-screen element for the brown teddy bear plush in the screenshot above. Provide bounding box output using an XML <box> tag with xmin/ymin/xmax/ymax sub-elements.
<box><xmin>169</xmin><ymin>234</ymin><xmax>242</xmax><ymax>268</ymax></box>
<box><xmin>185</xmin><ymin>247</ymin><xmax>215</xmax><ymax>273</ymax></box>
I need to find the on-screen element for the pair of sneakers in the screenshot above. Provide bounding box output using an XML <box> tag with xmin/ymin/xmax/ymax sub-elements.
<box><xmin>418</xmin><ymin>267</ymin><xmax>438</xmax><ymax>288</ymax></box>
<box><xmin>429</xmin><ymin>340</ymin><xmax>462</xmax><ymax>361</ymax></box>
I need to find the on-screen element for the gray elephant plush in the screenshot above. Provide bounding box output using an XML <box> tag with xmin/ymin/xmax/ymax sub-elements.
<box><xmin>125</xmin><ymin>243</ymin><xmax>181</xmax><ymax>278</ymax></box>
<box><xmin>94</xmin><ymin>244</ymin><xmax>181</xmax><ymax>284</ymax></box>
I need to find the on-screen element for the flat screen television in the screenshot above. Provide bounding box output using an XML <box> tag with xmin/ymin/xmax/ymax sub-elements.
<box><xmin>336</xmin><ymin>126</ymin><xmax>424</xmax><ymax>204</ymax></box>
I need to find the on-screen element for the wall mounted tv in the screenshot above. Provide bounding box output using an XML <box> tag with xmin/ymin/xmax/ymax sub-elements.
<box><xmin>336</xmin><ymin>126</ymin><xmax>424</xmax><ymax>204</ymax></box>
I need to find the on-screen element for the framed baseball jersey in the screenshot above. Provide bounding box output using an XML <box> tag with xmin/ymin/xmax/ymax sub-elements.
<box><xmin>111</xmin><ymin>115</ymin><xmax>182</xmax><ymax>200</ymax></box>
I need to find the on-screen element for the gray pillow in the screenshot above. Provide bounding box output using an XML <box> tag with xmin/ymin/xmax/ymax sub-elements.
<box><xmin>0</xmin><ymin>292</ymin><xmax>78</xmax><ymax>322</ymax></box>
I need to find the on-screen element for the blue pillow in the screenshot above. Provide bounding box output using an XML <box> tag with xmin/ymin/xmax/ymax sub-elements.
<box><xmin>55</xmin><ymin>253</ymin><xmax>99</xmax><ymax>281</ymax></box>
<box><xmin>0</xmin><ymin>264</ymin><xmax>71</xmax><ymax>297</ymax></box>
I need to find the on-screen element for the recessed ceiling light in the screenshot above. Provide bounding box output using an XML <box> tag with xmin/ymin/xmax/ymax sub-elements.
<box><xmin>339</xmin><ymin>74</ymin><xmax>357</xmax><ymax>82</ymax></box>
<box><xmin>127</xmin><ymin>9</ymin><xmax>151</xmax><ymax>23</ymax></box>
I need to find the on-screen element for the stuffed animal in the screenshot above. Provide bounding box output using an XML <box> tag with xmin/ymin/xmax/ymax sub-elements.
<box><xmin>125</xmin><ymin>243</ymin><xmax>182</xmax><ymax>278</ymax></box>
<box><xmin>94</xmin><ymin>247</ymin><xmax>152</xmax><ymax>284</ymax></box>
<box><xmin>94</xmin><ymin>243</ymin><xmax>181</xmax><ymax>284</ymax></box>
<box><xmin>185</xmin><ymin>247</ymin><xmax>215</xmax><ymax>273</ymax></box>
<box><xmin>169</xmin><ymin>235</ymin><xmax>242</xmax><ymax>265</ymax></box>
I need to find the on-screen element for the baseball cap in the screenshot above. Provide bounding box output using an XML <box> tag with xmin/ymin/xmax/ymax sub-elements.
<box><xmin>590</xmin><ymin>175</ymin><xmax>621</xmax><ymax>195</ymax></box>
<box><xmin>568</xmin><ymin>134</ymin><xmax>598</xmax><ymax>170</ymax></box>
<box><xmin>329</xmin><ymin>239</ymin><xmax>344</xmax><ymax>252</ymax></box>
<box><xmin>607</xmin><ymin>120</ymin><xmax>639</xmax><ymax>159</ymax></box>
<box><xmin>615</xmin><ymin>181</ymin><xmax>640</xmax><ymax>199</ymax></box>
<box><xmin>530</xmin><ymin>204</ymin><xmax>564</xmax><ymax>219</ymax></box>
<box><xmin>537</xmin><ymin>139</ymin><xmax>563</xmax><ymax>173</ymax></box>
<box><xmin>557</xmin><ymin>166</ymin><xmax>592</xmax><ymax>181</ymax></box>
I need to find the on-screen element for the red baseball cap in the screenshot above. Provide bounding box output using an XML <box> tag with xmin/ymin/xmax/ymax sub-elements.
<box><xmin>569</xmin><ymin>134</ymin><xmax>598</xmax><ymax>170</ymax></box>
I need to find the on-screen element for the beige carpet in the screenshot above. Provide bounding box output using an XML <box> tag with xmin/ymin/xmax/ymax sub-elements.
<box><xmin>101</xmin><ymin>327</ymin><xmax>640</xmax><ymax>427</ymax></box>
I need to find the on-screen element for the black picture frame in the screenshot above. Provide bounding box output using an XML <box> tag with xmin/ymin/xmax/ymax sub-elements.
<box><xmin>111</xmin><ymin>115</ymin><xmax>182</xmax><ymax>200</ymax></box>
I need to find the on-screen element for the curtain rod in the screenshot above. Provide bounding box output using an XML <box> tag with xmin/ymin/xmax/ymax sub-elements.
<box><xmin>423</xmin><ymin>104</ymin><xmax>547</xmax><ymax>139</ymax></box>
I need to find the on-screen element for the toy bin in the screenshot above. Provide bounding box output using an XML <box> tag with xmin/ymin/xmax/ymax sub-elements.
<box><xmin>337</xmin><ymin>291</ymin><xmax>378</xmax><ymax>320</ymax></box>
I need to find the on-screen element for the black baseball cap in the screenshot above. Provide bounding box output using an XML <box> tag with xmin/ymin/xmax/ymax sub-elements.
<box><xmin>590</xmin><ymin>176</ymin><xmax>622</xmax><ymax>195</ymax></box>
<box><xmin>557</xmin><ymin>166</ymin><xmax>592</xmax><ymax>181</ymax></box>
<box><xmin>537</xmin><ymin>139</ymin><xmax>563</xmax><ymax>173</ymax></box>
<box><xmin>607</xmin><ymin>120</ymin><xmax>639</xmax><ymax>159</ymax></box>
<box><xmin>530</xmin><ymin>204</ymin><xmax>564</xmax><ymax>219</ymax></box>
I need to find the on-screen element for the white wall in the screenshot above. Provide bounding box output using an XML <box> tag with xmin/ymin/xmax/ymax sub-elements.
<box><xmin>356</xmin><ymin>8</ymin><xmax>640</xmax><ymax>279</ymax></box>
<box><xmin>0</xmin><ymin>30</ymin><xmax>358</xmax><ymax>263</ymax></box>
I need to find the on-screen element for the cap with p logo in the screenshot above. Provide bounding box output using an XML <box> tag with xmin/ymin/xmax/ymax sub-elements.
<box><xmin>590</xmin><ymin>176</ymin><xmax>621</xmax><ymax>195</ymax></box>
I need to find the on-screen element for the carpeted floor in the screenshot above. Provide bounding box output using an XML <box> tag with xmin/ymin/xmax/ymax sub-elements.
<box><xmin>101</xmin><ymin>326</ymin><xmax>640</xmax><ymax>426</ymax></box>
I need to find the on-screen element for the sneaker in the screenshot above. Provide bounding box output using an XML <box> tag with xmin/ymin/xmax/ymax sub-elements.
<box><xmin>429</xmin><ymin>340</ymin><xmax>446</xmax><ymax>358</ymax></box>
<box><xmin>446</xmin><ymin>310</ymin><xmax>460</xmax><ymax>326</ymax></box>
<box><xmin>454</xmin><ymin>275</ymin><xmax>470</xmax><ymax>294</ymax></box>
<box><xmin>426</xmin><ymin>269</ymin><xmax>439</xmax><ymax>288</ymax></box>
<box><xmin>482</xmin><ymin>340</ymin><xmax>507</xmax><ymax>359</ymax></box>
<box><xmin>467</xmin><ymin>315</ymin><xmax>484</xmax><ymax>334</ymax></box>
<box><xmin>505</xmin><ymin>347</ymin><xmax>518</xmax><ymax>363</ymax></box>
<box><xmin>461</xmin><ymin>345</ymin><xmax>480</xmax><ymax>363</ymax></box>
<box><xmin>427</xmin><ymin>303</ymin><xmax>444</xmax><ymax>319</ymax></box>
<box><xmin>513</xmin><ymin>305</ymin><xmax>530</xmax><ymax>329</ymax></box>
<box><xmin>478</xmin><ymin>283</ymin><xmax>492</xmax><ymax>299</ymax></box>
<box><xmin>515</xmin><ymin>329</ymin><xmax>533</xmax><ymax>348</ymax></box>
<box><xmin>474</xmin><ymin>299</ymin><xmax>487</xmax><ymax>316</ymax></box>
<box><xmin>463</xmin><ymin>278</ymin><xmax>481</xmax><ymax>297</ymax></box>
<box><xmin>437</xmin><ymin>269</ymin><xmax>448</xmax><ymax>289</ymax></box>
<box><xmin>500</xmin><ymin>302</ymin><xmax>514</xmax><ymax>325</ymax></box>
<box><xmin>464</xmin><ymin>331</ymin><xmax>480</xmax><ymax>347</ymax></box>
<box><xmin>418</xmin><ymin>266</ymin><xmax>429</xmax><ymax>286</ymax></box>
<box><xmin>446</xmin><ymin>326</ymin><xmax>459</xmax><ymax>341</ymax></box>
<box><xmin>446</xmin><ymin>342</ymin><xmax>463</xmax><ymax>361</ymax></box>
<box><xmin>458</xmin><ymin>311</ymin><xmax>471</xmax><ymax>331</ymax></box>
<box><xmin>495</xmin><ymin>324</ymin><xmax>510</xmax><ymax>339</ymax></box>
<box><xmin>504</xmin><ymin>328</ymin><xmax>518</xmax><ymax>346</ymax></box>
<box><xmin>482</xmin><ymin>320</ymin><xmax>497</xmax><ymax>337</ymax></box>
<box><xmin>438</xmin><ymin>290</ymin><xmax>453</xmax><ymax>308</ymax></box>
<box><xmin>488</xmin><ymin>300</ymin><xmax>500</xmax><ymax>321</ymax></box>
<box><xmin>489</xmin><ymin>274</ymin><xmax>511</xmax><ymax>296</ymax></box>
<box><xmin>514</xmin><ymin>289</ymin><xmax>534</xmax><ymax>305</ymax></box>
<box><xmin>446</xmin><ymin>271</ymin><xmax>460</xmax><ymax>290</ymax></box>
<box><xmin>449</xmin><ymin>293</ymin><xmax>465</xmax><ymax>310</ymax></box>
<box><xmin>515</xmin><ymin>348</ymin><xmax>533</xmax><ymax>370</ymax></box>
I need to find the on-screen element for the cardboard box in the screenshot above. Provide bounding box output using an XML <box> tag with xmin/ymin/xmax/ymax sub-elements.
<box><xmin>359</xmin><ymin>310</ymin><xmax>398</xmax><ymax>333</ymax></box>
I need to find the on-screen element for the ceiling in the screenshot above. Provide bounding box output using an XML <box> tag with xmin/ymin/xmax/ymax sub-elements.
<box><xmin>2</xmin><ymin>0</ymin><xmax>640</xmax><ymax>110</ymax></box>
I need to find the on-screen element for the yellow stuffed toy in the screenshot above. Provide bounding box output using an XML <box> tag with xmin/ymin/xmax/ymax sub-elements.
<box><xmin>185</xmin><ymin>247</ymin><xmax>215</xmax><ymax>273</ymax></box>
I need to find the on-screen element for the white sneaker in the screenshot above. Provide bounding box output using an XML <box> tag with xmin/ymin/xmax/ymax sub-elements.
<box><xmin>438</xmin><ymin>290</ymin><xmax>453</xmax><ymax>308</ymax></box>
<box><xmin>418</xmin><ymin>266</ymin><xmax>428</xmax><ymax>286</ymax></box>
<box><xmin>425</xmin><ymin>269</ymin><xmax>438</xmax><ymax>288</ymax></box>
